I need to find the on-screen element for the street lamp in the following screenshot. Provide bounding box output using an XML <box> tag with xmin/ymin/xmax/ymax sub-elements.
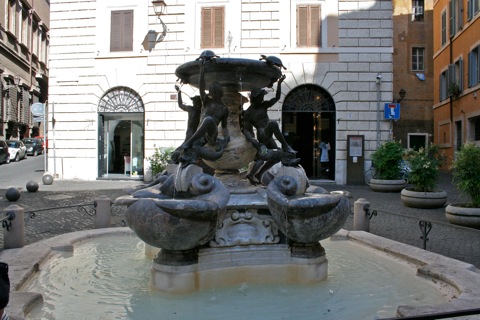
<box><xmin>150</xmin><ymin>0</ymin><xmax>167</xmax><ymax>46</ymax></box>
<box><xmin>397</xmin><ymin>88</ymin><xmax>406</xmax><ymax>103</ymax></box>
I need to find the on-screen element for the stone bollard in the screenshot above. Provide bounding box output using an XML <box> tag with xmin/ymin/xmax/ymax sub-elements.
<box><xmin>3</xmin><ymin>204</ymin><xmax>25</xmax><ymax>249</ymax></box>
<box><xmin>353</xmin><ymin>198</ymin><xmax>370</xmax><ymax>232</ymax></box>
<box><xmin>94</xmin><ymin>197</ymin><xmax>112</xmax><ymax>229</ymax></box>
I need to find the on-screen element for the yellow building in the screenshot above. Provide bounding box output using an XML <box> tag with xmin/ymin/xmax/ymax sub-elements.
<box><xmin>433</xmin><ymin>0</ymin><xmax>480</xmax><ymax>166</ymax></box>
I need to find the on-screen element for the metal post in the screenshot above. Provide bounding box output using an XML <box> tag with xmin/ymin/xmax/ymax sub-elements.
<box><xmin>3</xmin><ymin>204</ymin><xmax>25</xmax><ymax>249</ymax></box>
<box><xmin>353</xmin><ymin>198</ymin><xmax>370</xmax><ymax>231</ymax></box>
<box><xmin>94</xmin><ymin>197</ymin><xmax>112</xmax><ymax>228</ymax></box>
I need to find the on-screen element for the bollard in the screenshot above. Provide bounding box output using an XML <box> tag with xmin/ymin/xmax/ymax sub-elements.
<box><xmin>353</xmin><ymin>198</ymin><xmax>370</xmax><ymax>232</ymax></box>
<box><xmin>3</xmin><ymin>204</ymin><xmax>25</xmax><ymax>249</ymax></box>
<box><xmin>94</xmin><ymin>197</ymin><xmax>112</xmax><ymax>229</ymax></box>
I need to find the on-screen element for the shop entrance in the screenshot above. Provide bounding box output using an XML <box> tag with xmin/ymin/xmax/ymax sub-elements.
<box><xmin>282</xmin><ymin>85</ymin><xmax>336</xmax><ymax>179</ymax></box>
<box><xmin>97</xmin><ymin>87</ymin><xmax>145</xmax><ymax>179</ymax></box>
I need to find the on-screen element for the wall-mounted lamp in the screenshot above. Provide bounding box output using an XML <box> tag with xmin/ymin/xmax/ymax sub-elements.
<box><xmin>396</xmin><ymin>88</ymin><xmax>406</xmax><ymax>103</ymax></box>
<box><xmin>151</xmin><ymin>0</ymin><xmax>167</xmax><ymax>45</ymax></box>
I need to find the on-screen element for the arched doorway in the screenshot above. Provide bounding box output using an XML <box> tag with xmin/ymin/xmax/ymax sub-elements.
<box><xmin>282</xmin><ymin>84</ymin><xmax>336</xmax><ymax>179</ymax></box>
<box><xmin>98</xmin><ymin>87</ymin><xmax>145</xmax><ymax>179</ymax></box>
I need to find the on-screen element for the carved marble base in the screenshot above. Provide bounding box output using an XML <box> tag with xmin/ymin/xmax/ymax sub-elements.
<box><xmin>150</xmin><ymin>245</ymin><xmax>328</xmax><ymax>293</ymax></box>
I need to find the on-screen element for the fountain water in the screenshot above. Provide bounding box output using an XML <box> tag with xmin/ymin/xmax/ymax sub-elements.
<box><xmin>23</xmin><ymin>231</ymin><xmax>454</xmax><ymax>319</ymax></box>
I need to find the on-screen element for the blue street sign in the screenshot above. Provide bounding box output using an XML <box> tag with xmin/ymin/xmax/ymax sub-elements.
<box><xmin>384</xmin><ymin>103</ymin><xmax>400</xmax><ymax>120</ymax></box>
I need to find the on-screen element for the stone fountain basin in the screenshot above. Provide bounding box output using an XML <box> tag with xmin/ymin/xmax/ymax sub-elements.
<box><xmin>4</xmin><ymin>228</ymin><xmax>480</xmax><ymax>319</ymax></box>
<box><xmin>175</xmin><ymin>58</ymin><xmax>282</xmax><ymax>90</ymax></box>
<box><xmin>125</xmin><ymin>198</ymin><xmax>218</xmax><ymax>251</ymax></box>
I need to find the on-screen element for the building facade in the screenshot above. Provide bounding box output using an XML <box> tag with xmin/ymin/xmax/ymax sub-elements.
<box><xmin>1</xmin><ymin>0</ymin><xmax>50</xmax><ymax>140</ymax></box>
<box><xmin>392</xmin><ymin>0</ymin><xmax>434</xmax><ymax>150</ymax></box>
<box><xmin>47</xmin><ymin>0</ymin><xmax>395</xmax><ymax>184</ymax></box>
<box><xmin>433</xmin><ymin>0</ymin><xmax>480</xmax><ymax>166</ymax></box>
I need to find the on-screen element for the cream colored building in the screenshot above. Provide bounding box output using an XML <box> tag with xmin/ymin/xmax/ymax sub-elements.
<box><xmin>47</xmin><ymin>0</ymin><xmax>394</xmax><ymax>184</ymax></box>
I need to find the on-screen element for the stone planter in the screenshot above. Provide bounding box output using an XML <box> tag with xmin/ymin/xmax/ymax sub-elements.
<box><xmin>445</xmin><ymin>203</ymin><xmax>480</xmax><ymax>229</ymax></box>
<box><xmin>369</xmin><ymin>179</ymin><xmax>407</xmax><ymax>193</ymax></box>
<box><xmin>400</xmin><ymin>188</ymin><xmax>447</xmax><ymax>209</ymax></box>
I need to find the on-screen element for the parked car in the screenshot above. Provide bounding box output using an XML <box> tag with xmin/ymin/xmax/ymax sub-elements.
<box><xmin>22</xmin><ymin>138</ymin><xmax>44</xmax><ymax>156</ymax></box>
<box><xmin>6</xmin><ymin>140</ymin><xmax>27</xmax><ymax>162</ymax></box>
<box><xmin>0</xmin><ymin>140</ymin><xmax>10</xmax><ymax>164</ymax></box>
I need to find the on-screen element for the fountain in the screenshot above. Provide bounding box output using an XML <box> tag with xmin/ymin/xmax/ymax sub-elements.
<box><xmin>4</xmin><ymin>53</ymin><xmax>480</xmax><ymax>319</ymax></box>
<box><xmin>116</xmin><ymin>53</ymin><xmax>350</xmax><ymax>292</ymax></box>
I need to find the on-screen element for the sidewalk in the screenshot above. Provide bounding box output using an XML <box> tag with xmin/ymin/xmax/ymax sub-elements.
<box><xmin>1</xmin><ymin>173</ymin><xmax>479</xmax><ymax>268</ymax></box>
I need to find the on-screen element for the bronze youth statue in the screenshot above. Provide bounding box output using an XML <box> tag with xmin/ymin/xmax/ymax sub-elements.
<box><xmin>179</xmin><ymin>59</ymin><xmax>230</xmax><ymax>162</ymax></box>
<box><xmin>243</xmin><ymin>74</ymin><xmax>298</xmax><ymax>184</ymax></box>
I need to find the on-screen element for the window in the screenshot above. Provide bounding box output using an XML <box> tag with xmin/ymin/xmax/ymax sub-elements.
<box><xmin>201</xmin><ymin>7</ymin><xmax>224</xmax><ymax>48</ymax></box>
<box><xmin>412</xmin><ymin>0</ymin><xmax>424</xmax><ymax>21</ymax></box>
<box><xmin>412</xmin><ymin>47</ymin><xmax>425</xmax><ymax>71</ymax></box>
<box><xmin>469</xmin><ymin>116</ymin><xmax>480</xmax><ymax>141</ymax></box>
<box><xmin>449</xmin><ymin>0</ymin><xmax>463</xmax><ymax>37</ymax></box>
<box><xmin>467</xmin><ymin>0</ymin><xmax>480</xmax><ymax>20</ymax></box>
<box><xmin>446</xmin><ymin>59</ymin><xmax>463</xmax><ymax>96</ymax></box>
<box><xmin>440</xmin><ymin>70</ymin><xmax>448</xmax><ymax>101</ymax></box>
<box><xmin>297</xmin><ymin>5</ymin><xmax>321</xmax><ymax>47</ymax></box>
<box><xmin>7</xmin><ymin>0</ymin><xmax>18</xmax><ymax>36</ymax></box>
<box><xmin>449</xmin><ymin>0</ymin><xmax>457</xmax><ymax>37</ymax></box>
<box><xmin>441</xmin><ymin>10</ymin><xmax>447</xmax><ymax>45</ymax></box>
<box><xmin>20</xmin><ymin>8</ymin><xmax>29</xmax><ymax>45</ymax></box>
<box><xmin>468</xmin><ymin>45</ymin><xmax>480</xmax><ymax>87</ymax></box>
<box><xmin>110</xmin><ymin>10</ymin><xmax>134</xmax><ymax>52</ymax></box>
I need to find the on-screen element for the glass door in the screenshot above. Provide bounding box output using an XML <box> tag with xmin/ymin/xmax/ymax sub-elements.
<box><xmin>130</xmin><ymin>120</ymin><xmax>144</xmax><ymax>176</ymax></box>
<box><xmin>99</xmin><ymin>113</ymin><xmax>144</xmax><ymax>179</ymax></box>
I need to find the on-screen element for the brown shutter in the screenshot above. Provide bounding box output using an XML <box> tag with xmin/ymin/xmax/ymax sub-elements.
<box><xmin>201</xmin><ymin>8</ymin><xmax>212</xmax><ymax>48</ymax></box>
<box><xmin>297</xmin><ymin>5</ymin><xmax>321</xmax><ymax>47</ymax></box>
<box><xmin>310</xmin><ymin>6</ymin><xmax>321</xmax><ymax>47</ymax></box>
<box><xmin>123</xmin><ymin>10</ymin><xmax>134</xmax><ymax>51</ymax></box>
<box><xmin>201</xmin><ymin>7</ymin><xmax>224</xmax><ymax>48</ymax></box>
<box><xmin>213</xmin><ymin>7</ymin><xmax>224</xmax><ymax>48</ymax></box>
<box><xmin>297</xmin><ymin>6</ymin><xmax>308</xmax><ymax>47</ymax></box>
<box><xmin>110</xmin><ymin>10</ymin><xmax>133</xmax><ymax>52</ymax></box>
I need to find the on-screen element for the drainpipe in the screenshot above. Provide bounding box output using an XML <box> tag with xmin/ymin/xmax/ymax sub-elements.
<box><xmin>376</xmin><ymin>73</ymin><xmax>382</xmax><ymax>147</ymax></box>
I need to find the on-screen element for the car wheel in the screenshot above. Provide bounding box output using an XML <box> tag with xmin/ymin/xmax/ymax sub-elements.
<box><xmin>33</xmin><ymin>150</ymin><xmax>38</xmax><ymax>157</ymax></box>
<box><xmin>5</xmin><ymin>156</ymin><xmax>10</xmax><ymax>164</ymax></box>
<box><xmin>14</xmin><ymin>153</ymin><xmax>19</xmax><ymax>162</ymax></box>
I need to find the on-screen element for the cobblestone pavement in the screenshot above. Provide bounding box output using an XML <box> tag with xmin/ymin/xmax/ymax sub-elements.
<box><xmin>1</xmin><ymin>173</ymin><xmax>479</xmax><ymax>268</ymax></box>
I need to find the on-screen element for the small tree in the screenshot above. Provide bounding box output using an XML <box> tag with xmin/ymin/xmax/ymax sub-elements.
<box><xmin>405</xmin><ymin>145</ymin><xmax>445</xmax><ymax>192</ymax></box>
<box><xmin>371</xmin><ymin>140</ymin><xmax>405</xmax><ymax>180</ymax></box>
<box><xmin>148</xmin><ymin>147</ymin><xmax>175</xmax><ymax>176</ymax></box>
<box><xmin>451</xmin><ymin>142</ymin><xmax>480</xmax><ymax>207</ymax></box>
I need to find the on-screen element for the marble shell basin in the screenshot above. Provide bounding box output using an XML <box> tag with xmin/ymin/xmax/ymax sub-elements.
<box><xmin>118</xmin><ymin>172</ymin><xmax>231</xmax><ymax>251</ymax></box>
<box><xmin>175</xmin><ymin>58</ymin><xmax>282</xmax><ymax>90</ymax></box>
<box><xmin>266</xmin><ymin>179</ymin><xmax>350</xmax><ymax>244</ymax></box>
<box><xmin>125</xmin><ymin>198</ymin><xmax>219</xmax><ymax>251</ymax></box>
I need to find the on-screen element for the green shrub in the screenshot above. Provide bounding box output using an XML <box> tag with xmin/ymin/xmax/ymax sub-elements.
<box><xmin>371</xmin><ymin>140</ymin><xmax>405</xmax><ymax>180</ymax></box>
<box><xmin>405</xmin><ymin>144</ymin><xmax>445</xmax><ymax>192</ymax></box>
<box><xmin>451</xmin><ymin>142</ymin><xmax>480</xmax><ymax>207</ymax></box>
<box><xmin>148</xmin><ymin>147</ymin><xmax>175</xmax><ymax>176</ymax></box>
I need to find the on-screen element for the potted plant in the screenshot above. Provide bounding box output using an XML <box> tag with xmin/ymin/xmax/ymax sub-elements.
<box><xmin>369</xmin><ymin>140</ymin><xmax>407</xmax><ymax>192</ymax></box>
<box><xmin>445</xmin><ymin>142</ymin><xmax>480</xmax><ymax>228</ymax></box>
<box><xmin>401</xmin><ymin>145</ymin><xmax>447</xmax><ymax>208</ymax></box>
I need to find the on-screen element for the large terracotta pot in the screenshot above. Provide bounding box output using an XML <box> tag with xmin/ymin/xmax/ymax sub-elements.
<box><xmin>401</xmin><ymin>188</ymin><xmax>447</xmax><ymax>209</ymax></box>
<box><xmin>445</xmin><ymin>203</ymin><xmax>480</xmax><ymax>229</ymax></box>
<box><xmin>369</xmin><ymin>179</ymin><xmax>407</xmax><ymax>192</ymax></box>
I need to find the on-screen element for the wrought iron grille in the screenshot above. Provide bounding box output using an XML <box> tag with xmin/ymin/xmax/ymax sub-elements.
<box><xmin>98</xmin><ymin>86</ymin><xmax>145</xmax><ymax>113</ymax></box>
<box><xmin>282</xmin><ymin>84</ymin><xmax>335</xmax><ymax>113</ymax></box>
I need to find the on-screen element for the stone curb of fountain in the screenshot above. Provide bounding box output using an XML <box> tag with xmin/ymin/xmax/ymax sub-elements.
<box><xmin>338</xmin><ymin>230</ymin><xmax>480</xmax><ymax>318</ymax></box>
<box><xmin>3</xmin><ymin>227</ymin><xmax>480</xmax><ymax>320</ymax></box>
<box><xmin>0</xmin><ymin>227</ymin><xmax>133</xmax><ymax>320</ymax></box>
